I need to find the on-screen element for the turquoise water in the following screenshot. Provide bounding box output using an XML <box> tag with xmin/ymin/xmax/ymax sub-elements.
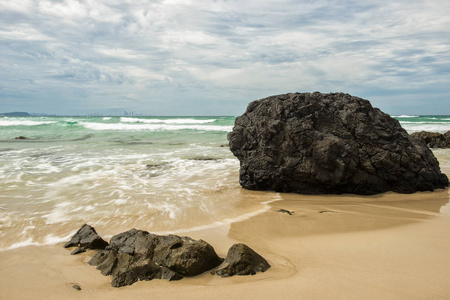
<box><xmin>393</xmin><ymin>115</ymin><xmax>450</xmax><ymax>133</ymax></box>
<box><xmin>0</xmin><ymin>115</ymin><xmax>449</xmax><ymax>250</ymax></box>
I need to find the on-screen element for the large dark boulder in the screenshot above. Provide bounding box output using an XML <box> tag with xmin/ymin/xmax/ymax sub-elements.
<box><xmin>88</xmin><ymin>228</ymin><xmax>223</xmax><ymax>287</ymax></box>
<box><xmin>410</xmin><ymin>131</ymin><xmax>450</xmax><ymax>148</ymax></box>
<box><xmin>228</xmin><ymin>92</ymin><xmax>449</xmax><ymax>195</ymax></box>
<box><xmin>64</xmin><ymin>224</ymin><xmax>108</xmax><ymax>253</ymax></box>
<box><xmin>214</xmin><ymin>243</ymin><xmax>270</xmax><ymax>277</ymax></box>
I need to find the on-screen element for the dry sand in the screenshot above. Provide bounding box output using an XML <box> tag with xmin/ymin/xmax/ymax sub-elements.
<box><xmin>1</xmin><ymin>188</ymin><xmax>450</xmax><ymax>300</ymax></box>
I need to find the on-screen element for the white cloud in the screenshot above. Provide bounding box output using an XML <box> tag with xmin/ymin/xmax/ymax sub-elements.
<box><xmin>0</xmin><ymin>26</ymin><xmax>53</xmax><ymax>41</ymax></box>
<box><xmin>95</xmin><ymin>47</ymin><xmax>148</xmax><ymax>60</ymax></box>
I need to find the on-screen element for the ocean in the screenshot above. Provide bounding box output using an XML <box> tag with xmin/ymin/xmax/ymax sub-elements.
<box><xmin>1</xmin><ymin>115</ymin><xmax>449</xmax><ymax>251</ymax></box>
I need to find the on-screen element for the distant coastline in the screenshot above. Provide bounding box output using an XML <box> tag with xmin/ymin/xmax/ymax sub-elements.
<box><xmin>0</xmin><ymin>112</ymin><xmax>30</xmax><ymax>117</ymax></box>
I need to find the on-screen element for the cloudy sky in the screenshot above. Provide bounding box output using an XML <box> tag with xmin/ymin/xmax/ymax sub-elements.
<box><xmin>0</xmin><ymin>0</ymin><xmax>449</xmax><ymax>116</ymax></box>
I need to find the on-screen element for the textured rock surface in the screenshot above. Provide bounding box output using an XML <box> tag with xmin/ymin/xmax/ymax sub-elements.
<box><xmin>88</xmin><ymin>228</ymin><xmax>223</xmax><ymax>287</ymax></box>
<box><xmin>152</xmin><ymin>234</ymin><xmax>224</xmax><ymax>277</ymax></box>
<box><xmin>228</xmin><ymin>92</ymin><xmax>449</xmax><ymax>195</ymax></box>
<box><xmin>214</xmin><ymin>243</ymin><xmax>270</xmax><ymax>277</ymax></box>
<box><xmin>64</xmin><ymin>224</ymin><xmax>108</xmax><ymax>252</ymax></box>
<box><xmin>410</xmin><ymin>131</ymin><xmax>450</xmax><ymax>148</ymax></box>
<box><xmin>89</xmin><ymin>250</ymin><xmax>183</xmax><ymax>287</ymax></box>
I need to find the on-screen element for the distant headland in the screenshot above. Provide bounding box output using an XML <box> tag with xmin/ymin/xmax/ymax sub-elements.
<box><xmin>0</xmin><ymin>112</ymin><xmax>31</xmax><ymax>117</ymax></box>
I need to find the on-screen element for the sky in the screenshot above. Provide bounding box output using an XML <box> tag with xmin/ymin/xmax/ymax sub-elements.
<box><xmin>0</xmin><ymin>0</ymin><xmax>449</xmax><ymax>116</ymax></box>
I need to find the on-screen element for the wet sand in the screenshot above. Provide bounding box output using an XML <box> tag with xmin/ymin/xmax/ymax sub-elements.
<box><xmin>1</xmin><ymin>188</ymin><xmax>450</xmax><ymax>300</ymax></box>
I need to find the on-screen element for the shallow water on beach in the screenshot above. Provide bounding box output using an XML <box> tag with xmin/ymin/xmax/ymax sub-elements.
<box><xmin>0</xmin><ymin>115</ymin><xmax>449</xmax><ymax>250</ymax></box>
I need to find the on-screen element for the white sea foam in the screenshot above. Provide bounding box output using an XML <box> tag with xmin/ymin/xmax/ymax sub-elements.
<box><xmin>27</xmin><ymin>163</ymin><xmax>62</xmax><ymax>174</ymax></box>
<box><xmin>393</xmin><ymin>115</ymin><xmax>419</xmax><ymax>118</ymax></box>
<box><xmin>0</xmin><ymin>120</ymin><xmax>56</xmax><ymax>126</ymax></box>
<box><xmin>0</xmin><ymin>238</ymin><xmax>42</xmax><ymax>251</ymax></box>
<box><xmin>401</xmin><ymin>123</ymin><xmax>450</xmax><ymax>134</ymax></box>
<box><xmin>103</xmin><ymin>117</ymin><xmax>112</xmax><ymax>120</ymax></box>
<box><xmin>80</xmin><ymin>121</ymin><xmax>232</xmax><ymax>132</ymax></box>
<box><xmin>0</xmin><ymin>232</ymin><xmax>77</xmax><ymax>251</ymax></box>
<box><xmin>120</xmin><ymin>117</ymin><xmax>216</xmax><ymax>124</ymax></box>
<box><xmin>153</xmin><ymin>194</ymin><xmax>282</xmax><ymax>235</ymax></box>
<box><xmin>44</xmin><ymin>233</ymin><xmax>75</xmax><ymax>245</ymax></box>
<box><xmin>400</xmin><ymin>121</ymin><xmax>434</xmax><ymax>124</ymax></box>
<box><xmin>43</xmin><ymin>202</ymin><xmax>73</xmax><ymax>224</ymax></box>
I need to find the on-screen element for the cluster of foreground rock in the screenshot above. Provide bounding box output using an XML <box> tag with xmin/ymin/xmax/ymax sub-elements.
<box><xmin>64</xmin><ymin>224</ymin><xmax>270</xmax><ymax>287</ymax></box>
<box><xmin>228</xmin><ymin>92</ymin><xmax>449</xmax><ymax>195</ymax></box>
<box><xmin>410</xmin><ymin>131</ymin><xmax>450</xmax><ymax>149</ymax></box>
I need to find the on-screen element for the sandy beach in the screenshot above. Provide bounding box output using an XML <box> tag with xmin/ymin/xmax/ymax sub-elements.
<box><xmin>1</xmin><ymin>185</ymin><xmax>449</xmax><ymax>300</ymax></box>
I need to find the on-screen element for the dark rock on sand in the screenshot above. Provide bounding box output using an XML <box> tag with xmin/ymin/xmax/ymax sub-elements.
<box><xmin>15</xmin><ymin>136</ymin><xmax>28</xmax><ymax>140</ymax></box>
<box><xmin>152</xmin><ymin>234</ymin><xmax>224</xmax><ymax>277</ymax></box>
<box><xmin>410</xmin><ymin>131</ymin><xmax>450</xmax><ymax>148</ymax></box>
<box><xmin>89</xmin><ymin>250</ymin><xmax>183</xmax><ymax>287</ymax></box>
<box><xmin>64</xmin><ymin>224</ymin><xmax>108</xmax><ymax>253</ymax></box>
<box><xmin>214</xmin><ymin>243</ymin><xmax>270</xmax><ymax>277</ymax></box>
<box><xmin>70</xmin><ymin>247</ymin><xmax>87</xmax><ymax>255</ymax></box>
<box><xmin>228</xmin><ymin>92</ymin><xmax>449</xmax><ymax>195</ymax></box>
<box><xmin>89</xmin><ymin>228</ymin><xmax>223</xmax><ymax>287</ymax></box>
<box><xmin>107</xmin><ymin>229</ymin><xmax>223</xmax><ymax>276</ymax></box>
<box><xmin>72</xmin><ymin>284</ymin><xmax>82</xmax><ymax>291</ymax></box>
<box><xmin>277</xmin><ymin>209</ymin><xmax>295</xmax><ymax>215</ymax></box>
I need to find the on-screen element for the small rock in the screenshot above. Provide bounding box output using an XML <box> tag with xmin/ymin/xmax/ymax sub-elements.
<box><xmin>213</xmin><ymin>243</ymin><xmax>270</xmax><ymax>277</ymax></box>
<box><xmin>190</xmin><ymin>157</ymin><xmax>216</xmax><ymax>161</ymax></box>
<box><xmin>410</xmin><ymin>131</ymin><xmax>450</xmax><ymax>148</ymax></box>
<box><xmin>152</xmin><ymin>235</ymin><xmax>224</xmax><ymax>277</ymax></box>
<box><xmin>71</xmin><ymin>247</ymin><xmax>86</xmax><ymax>255</ymax></box>
<box><xmin>277</xmin><ymin>209</ymin><xmax>294</xmax><ymax>215</ymax></box>
<box><xmin>72</xmin><ymin>284</ymin><xmax>82</xmax><ymax>291</ymax></box>
<box><xmin>146</xmin><ymin>163</ymin><xmax>165</xmax><ymax>169</ymax></box>
<box><xmin>64</xmin><ymin>224</ymin><xmax>108</xmax><ymax>252</ymax></box>
<box><xmin>15</xmin><ymin>136</ymin><xmax>28</xmax><ymax>140</ymax></box>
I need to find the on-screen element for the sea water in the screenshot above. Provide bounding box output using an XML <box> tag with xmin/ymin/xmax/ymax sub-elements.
<box><xmin>0</xmin><ymin>115</ymin><xmax>449</xmax><ymax>250</ymax></box>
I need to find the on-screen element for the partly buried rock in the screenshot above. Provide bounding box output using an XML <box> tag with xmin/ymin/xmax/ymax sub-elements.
<box><xmin>214</xmin><ymin>243</ymin><xmax>270</xmax><ymax>277</ymax></box>
<box><xmin>410</xmin><ymin>131</ymin><xmax>450</xmax><ymax>148</ymax></box>
<box><xmin>89</xmin><ymin>250</ymin><xmax>183</xmax><ymax>287</ymax></box>
<box><xmin>64</xmin><ymin>224</ymin><xmax>108</xmax><ymax>254</ymax></box>
<box><xmin>152</xmin><ymin>234</ymin><xmax>224</xmax><ymax>277</ymax></box>
<box><xmin>228</xmin><ymin>92</ymin><xmax>449</xmax><ymax>195</ymax></box>
<box><xmin>88</xmin><ymin>228</ymin><xmax>223</xmax><ymax>287</ymax></box>
<box><xmin>277</xmin><ymin>209</ymin><xmax>295</xmax><ymax>215</ymax></box>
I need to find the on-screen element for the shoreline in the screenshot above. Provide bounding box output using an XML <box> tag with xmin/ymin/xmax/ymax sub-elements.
<box><xmin>1</xmin><ymin>188</ymin><xmax>449</xmax><ymax>299</ymax></box>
